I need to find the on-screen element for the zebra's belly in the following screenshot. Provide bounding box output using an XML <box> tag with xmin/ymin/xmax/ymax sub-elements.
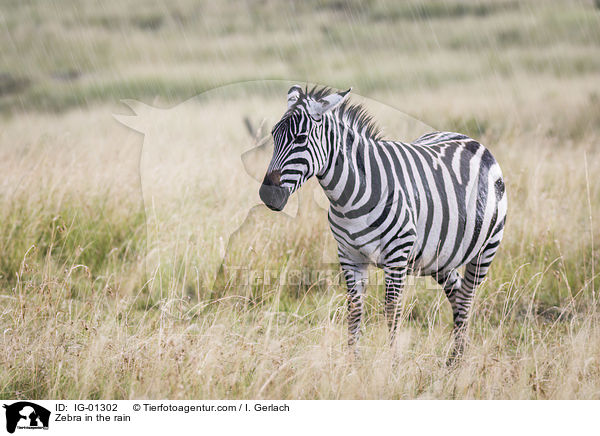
<box><xmin>331</xmin><ymin>222</ymin><xmax>497</xmax><ymax>277</ymax></box>
<box><xmin>410</xmin><ymin>237</ymin><xmax>482</xmax><ymax>276</ymax></box>
<box><xmin>328</xmin><ymin>208</ymin><xmax>483</xmax><ymax>272</ymax></box>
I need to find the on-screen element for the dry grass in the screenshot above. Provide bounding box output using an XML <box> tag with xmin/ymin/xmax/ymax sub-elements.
<box><xmin>1</xmin><ymin>79</ymin><xmax>599</xmax><ymax>399</ymax></box>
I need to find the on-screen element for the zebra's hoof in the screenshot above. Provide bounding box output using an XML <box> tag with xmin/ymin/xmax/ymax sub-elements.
<box><xmin>446</xmin><ymin>349</ymin><xmax>464</xmax><ymax>368</ymax></box>
<box><xmin>446</xmin><ymin>355</ymin><xmax>459</xmax><ymax>368</ymax></box>
<box><xmin>347</xmin><ymin>342</ymin><xmax>361</xmax><ymax>361</ymax></box>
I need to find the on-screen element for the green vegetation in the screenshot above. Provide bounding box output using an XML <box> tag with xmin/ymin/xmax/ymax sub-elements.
<box><xmin>1</xmin><ymin>0</ymin><xmax>599</xmax><ymax>112</ymax></box>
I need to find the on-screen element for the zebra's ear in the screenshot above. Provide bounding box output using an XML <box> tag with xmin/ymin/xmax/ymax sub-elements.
<box><xmin>287</xmin><ymin>85</ymin><xmax>302</xmax><ymax>108</ymax></box>
<box><xmin>308</xmin><ymin>88</ymin><xmax>351</xmax><ymax>118</ymax></box>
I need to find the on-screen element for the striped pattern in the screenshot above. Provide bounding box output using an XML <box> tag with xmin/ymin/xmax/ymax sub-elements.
<box><xmin>261</xmin><ymin>86</ymin><xmax>507</xmax><ymax>358</ymax></box>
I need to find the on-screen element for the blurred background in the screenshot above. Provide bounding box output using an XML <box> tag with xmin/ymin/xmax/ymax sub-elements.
<box><xmin>1</xmin><ymin>0</ymin><xmax>598</xmax><ymax>121</ymax></box>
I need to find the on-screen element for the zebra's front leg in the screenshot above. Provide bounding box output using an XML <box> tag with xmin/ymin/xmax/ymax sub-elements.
<box><xmin>341</xmin><ymin>265</ymin><xmax>368</xmax><ymax>347</ymax></box>
<box><xmin>383</xmin><ymin>264</ymin><xmax>408</xmax><ymax>343</ymax></box>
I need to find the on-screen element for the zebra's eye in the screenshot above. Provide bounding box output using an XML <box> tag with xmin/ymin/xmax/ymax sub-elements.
<box><xmin>294</xmin><ymin>134</ymin><xmax>308</xmax><ymax>144</ymax></box>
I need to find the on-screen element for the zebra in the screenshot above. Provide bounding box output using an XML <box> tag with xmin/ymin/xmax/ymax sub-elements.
<box><xmin>259</xmin><ymin>85</ymin><xmax>507</xmax><ymax>360</ymax></box>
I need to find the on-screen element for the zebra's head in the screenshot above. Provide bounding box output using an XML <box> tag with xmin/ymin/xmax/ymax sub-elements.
<box><xmin>260</xmin><ymin>85</ymin><xmax>351</xmax><ymax>211</ymax></box>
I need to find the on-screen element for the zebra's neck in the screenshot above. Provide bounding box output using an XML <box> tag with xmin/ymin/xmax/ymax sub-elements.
<box><xmin>316</xmin><ymin>118</ymin><xmax>382</xmax><ymax>213</ymax></box>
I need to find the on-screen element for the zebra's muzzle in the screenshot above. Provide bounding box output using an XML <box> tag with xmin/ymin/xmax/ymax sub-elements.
<box><xmin>259</xmin><ymin>172</ymin><xmax>290</xmax><ymax>211</ymax></box>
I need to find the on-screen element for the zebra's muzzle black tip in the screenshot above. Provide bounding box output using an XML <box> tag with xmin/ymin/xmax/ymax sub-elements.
<box><xmin>259</xmin><ymin>184</ymin><xmax>290</xmax><ymax>212</ymax></box>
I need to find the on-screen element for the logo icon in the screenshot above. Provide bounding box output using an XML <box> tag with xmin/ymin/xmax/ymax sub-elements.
<box><xmin>3</xmin><ymin>402</ymin><xmax>50</xmax><ymax>433</ymax></box>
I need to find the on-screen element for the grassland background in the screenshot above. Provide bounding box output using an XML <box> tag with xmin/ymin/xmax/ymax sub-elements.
<box><xmin>1</xmin><ymin>0</ymin><xmax>600</xmax><ymax>399</ymax></box>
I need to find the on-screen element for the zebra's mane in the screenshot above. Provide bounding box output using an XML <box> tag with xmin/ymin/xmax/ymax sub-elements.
<box><xmin>305</xmin><ymin>86</ymin><xmax>383</xmax><ymax>141</ymax></box>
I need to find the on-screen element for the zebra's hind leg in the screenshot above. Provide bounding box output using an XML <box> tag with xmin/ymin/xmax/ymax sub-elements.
<box><xmin>435</xmin><ymin>269</ymin><xmax>468</xmax><ymax>363</ymax></box>
<box><xmin>438</xmin><ymin>231</ymin><xmax>504</xmax><ymax>363</ymax></box>
<box><xmin>341</xmin><ymin>264</ymin><xmax>368</xmax><ymax>348</ymax></box>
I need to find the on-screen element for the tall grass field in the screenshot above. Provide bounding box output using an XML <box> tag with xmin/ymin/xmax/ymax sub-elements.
<box><xmin>1</xmin><ymin>0</ymin><xmax>599</xmax><ymax>399</ymax></box>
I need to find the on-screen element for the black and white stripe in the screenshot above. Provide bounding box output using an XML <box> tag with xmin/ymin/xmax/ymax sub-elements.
<box><xmin>260</xmin><ymin>86</ymin><xmax>507</xmax><ymax>359</ymax></box>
